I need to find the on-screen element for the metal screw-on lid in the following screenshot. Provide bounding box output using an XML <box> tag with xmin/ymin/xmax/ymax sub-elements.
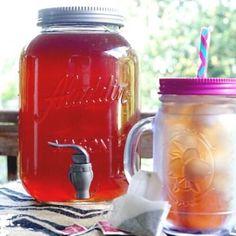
<box><xmin>38</xmin><ymin>6</ymin><xmax>124</xmax><ymax>27</ymax></box>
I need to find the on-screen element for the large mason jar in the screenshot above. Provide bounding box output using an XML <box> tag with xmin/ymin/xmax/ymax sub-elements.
<box><xmin>19</xmin><ymin>5</ymin><xmax>139</xmax><ymax>202</ymax></box>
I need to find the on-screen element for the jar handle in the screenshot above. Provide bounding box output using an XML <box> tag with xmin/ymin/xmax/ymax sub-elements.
<box><xmin>124</xmin><ymin>116</ymin><xmax>154</xmax><ymax>182</ymax></box>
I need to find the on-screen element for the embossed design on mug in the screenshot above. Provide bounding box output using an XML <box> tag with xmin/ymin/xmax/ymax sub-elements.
<box><xmin>167</xmin><ymin>129</ymin><xmax>214</xmax><ymax>207</ymax></box>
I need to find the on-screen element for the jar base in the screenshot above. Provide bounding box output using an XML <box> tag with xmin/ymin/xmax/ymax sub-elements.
<box><xmin>164</xmin><ymin>227</ymin><xmax>230</xmax><ymax>236</ymax></box>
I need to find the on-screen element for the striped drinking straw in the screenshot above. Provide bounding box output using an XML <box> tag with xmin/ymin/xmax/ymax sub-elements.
<box><xmin>197</xmin><ymin>27</ymin><xmax>211</xmax><ymax>78</ymax></box>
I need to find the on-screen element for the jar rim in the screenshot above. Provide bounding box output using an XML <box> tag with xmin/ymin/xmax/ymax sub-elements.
<box><xmin>159</xmin><ymin>78</ymin><xmax>236</xmax><ymax>95</ymax></box>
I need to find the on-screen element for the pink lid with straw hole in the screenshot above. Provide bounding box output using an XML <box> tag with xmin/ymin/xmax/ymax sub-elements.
<box><xmin>159</xmin><ymin>78</ymin><xmax>236</xmax><ymax>95</ymax></box>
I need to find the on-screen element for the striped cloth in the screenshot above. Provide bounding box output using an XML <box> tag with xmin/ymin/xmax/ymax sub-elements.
<box><xmin>0</xmin><ymin>180</ymin><xmax>115</xmax><ymax>236</ymax></box>
<box><xmin>2</xmin><ymin>181</ymin><xmax>236</xmax><ymax>236</ymax></box>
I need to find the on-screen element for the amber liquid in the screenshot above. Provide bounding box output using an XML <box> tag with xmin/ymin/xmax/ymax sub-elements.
<box><xmin>19</xmin><ymin>31</ymin><xmax>139</xmax><ymax>202</ymax></box>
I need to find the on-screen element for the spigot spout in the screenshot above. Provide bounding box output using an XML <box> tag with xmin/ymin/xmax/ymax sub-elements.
<box><xmin>48</xmin><ymin>141</ymin><xmax>93</xmax><ymax>199</ymax></box>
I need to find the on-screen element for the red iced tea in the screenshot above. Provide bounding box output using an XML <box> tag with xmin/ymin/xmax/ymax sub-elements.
<box><xmin>19</xmin><ymin>31</ymin><xmax>139</xmax><ymax>202</ymax></box>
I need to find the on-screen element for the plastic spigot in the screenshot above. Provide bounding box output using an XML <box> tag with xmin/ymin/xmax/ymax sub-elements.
<box><xmin>48</xmin><ymin>141</ymin><xmax>93</xmax><ymax>199</ymax></box>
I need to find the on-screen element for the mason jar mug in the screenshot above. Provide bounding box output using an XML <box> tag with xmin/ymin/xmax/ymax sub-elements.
<box><xmin>125</xmin><ymin>78</ymin><xmax>236</xmax><ymax>235</ymax></box>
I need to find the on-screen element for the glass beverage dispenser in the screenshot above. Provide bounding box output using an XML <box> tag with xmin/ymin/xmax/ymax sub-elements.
<box><xmin>19</xmin><ymin>5</ymin><xmax>139</xmax><ymax>202</ymax></box>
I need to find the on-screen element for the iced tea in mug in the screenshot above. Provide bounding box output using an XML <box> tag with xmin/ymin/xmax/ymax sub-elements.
<box><xmin>124</xmin><ymin>78</ymin><xmax>236</xmax><ymax>235</ymax></box>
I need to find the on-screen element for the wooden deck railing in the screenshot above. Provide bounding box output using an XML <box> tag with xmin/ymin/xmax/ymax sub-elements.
<box><xmin>0</xmin><ymin>111</ymin><xmax>18</xmax><ymax>180</ymax></box>
<box><xmin>0</xmin><ymin>111</ymin><xmax>153</xmax><ymax>181</ymax></box>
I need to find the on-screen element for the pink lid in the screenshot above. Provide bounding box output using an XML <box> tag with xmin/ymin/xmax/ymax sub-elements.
<box><xmin>159</xmin><ymin>78</ymin><xmax>236</xmax><ymax>95</ymax></box>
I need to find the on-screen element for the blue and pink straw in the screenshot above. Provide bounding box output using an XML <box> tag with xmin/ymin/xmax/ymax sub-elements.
<box><xmin>197</xmin><ymin>27</ymin><xmax>211</xmax><ymax>78</ymax></box>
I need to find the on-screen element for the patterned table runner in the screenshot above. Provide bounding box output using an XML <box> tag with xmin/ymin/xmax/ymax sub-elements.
<box><xmin>0</xmin><ymin>180</ymin><xmax>114</xmax><ymax>236</ymax></box>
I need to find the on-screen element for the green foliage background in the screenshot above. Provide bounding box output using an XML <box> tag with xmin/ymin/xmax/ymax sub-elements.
<box><xmin>122</xmin><ymin>0</ymin><xmax>236</xmax><ymax>111</ymax></box>
<box><xmin>0</xmin><ymin>0</ymin><xmax>235</xmax><ymax>111</ymax></box>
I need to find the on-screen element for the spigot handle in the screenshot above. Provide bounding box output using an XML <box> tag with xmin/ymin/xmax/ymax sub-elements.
<box><xmin>48</xmin><ymin>141</ymin><xmax>88</xmax><ymax>157</ymax></box>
